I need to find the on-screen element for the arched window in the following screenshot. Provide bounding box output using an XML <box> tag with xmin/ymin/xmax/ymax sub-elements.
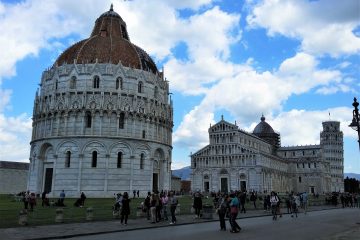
<box><xmin>65</xmin><ymin>151</ymin><xmax>71</xmax><ymax>168</ymax></box>
<box><xmin>138</xmin><ymin>81</ymin><xmax>143</xmax><ymax>93</ymax></box>
<box><xmin>85</xmin><ymin>111</ymin><xmax>92</xmax><ymax>128</ymax></box>
<box><xmin>55</xmin><ymin>79</ymin><xmax>58</xmax><ymax>90</ymax></box>
<box><xmin>142</xmin><ymin>130</ymin><xmax>146</xmax><ymax>139</ymax></box>
<box><xmin>92</xmin><ymin>151</ymin><xmax>97</xmax><ymax>167</ymax></box>
<box><xmin>117</xmin><ymin>152</ymin><xmax>122</xmax><ymax>168</ymax></box>
<box><xmin>116</xmin><ymin>77</ymin><xmax>123</xmax><ymax>90</ymax></box>
<box><xmin>119</xmin><ymin>112</ymin><xmax>125</xmax><ymax>129</ymax></box>
<box><xmin>140</xmin><ymin>153</ymin><xmax>144</xmax><ymax>169</ymax></box>
<box><xmin>93</xmin><ymin>75</ymin><xmax>100</xmax><ymax>88</ymax></box>
<box><xmin>70</xmin><ymin>76</ymin><xmax>76</xmax><ymax>89</ymax></box>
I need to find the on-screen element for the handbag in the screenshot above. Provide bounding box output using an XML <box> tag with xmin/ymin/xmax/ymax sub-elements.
<box><xmin>230</xmin><ymin>206</ymin><xmax>238</xmax><ymax>214</ymax></box>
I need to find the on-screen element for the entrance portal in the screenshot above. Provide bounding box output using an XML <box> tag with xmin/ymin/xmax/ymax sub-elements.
<box><xmin>152</xmin><ymin>173</ymin><xmax>158</xmax><ymax>192</ymax></box>
<box><xmin>240</xmin><ymin>181</ymin><xmax>246</xmax><ymax>192</ymax></box>
<box><xmin>44</xmin><ymin>168</ymin><xmax>53</xmax><ymax>193</ymax></box>
<box><xmin>204</xmin><ymin>182</ymin><xmax>209</xmax><ymax>192</ymax></box>
<box><xmin>221</xmin><ymin>178</ymin><xmax>228</xmax><ymax>193</ymax></box>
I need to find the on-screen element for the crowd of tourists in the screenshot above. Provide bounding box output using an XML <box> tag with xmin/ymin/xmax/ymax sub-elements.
<box><xmin>112</xmin><ymin>190</ymin><xmax>179</xmax><ymax>226</ymax></box>
<box><xmin>16</xmin><ymin>188</ymin><xmax>359</xmax><ymax>232</ymax></box>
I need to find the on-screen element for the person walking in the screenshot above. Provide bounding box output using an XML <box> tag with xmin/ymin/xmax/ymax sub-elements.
<box><xmin>250</xmin><ymin>192</ymin><xmax>257</xmax><ymax>209</ymax></box>
<box><xmin>161</xmin><ymin>192</ymin><xmax>169</xmax><ymax>221</ymax></box>
<box><xmin>113</xmin><ymin>193</ymin><xmax>122</xmax><ymax>216</ymax></box>
<box><xmin>302</xmin><ymin>192</ymin><xmax>308</xmax><ymax>214</ymax></box>
<box><xmin>169</xmin><ymin>191</ymin><xmax>178</xmax><ymax>224</ymax></box>
<box><xmin>229</xmin><ymin>193</ymin><xmax>241</xmax><ymax>233</ymax></box>
<box><xmin>23</xmin><ymin>191</ymin><xmax>30</xmax><ymax>210</ymax></box>
<box><xmin>270</xmin><ymin>191</ymin><xmax>279</xmax><ymax>220</ymax></box>
<box><xmin>291</xmin><ymin>192</ymin><xmax>299</xmax><ymax>218</ymax></box>
<box><xmin>216</xmin><ymin>194</ymin><xmax>229</xmax><ymax>231</ymax></box>
<box><xmin>80</xmin><ymin>192</ymin><xmax>86</xmax><ymax>207</ymax></box>
<box><xmin>29</xmin><ymin>192</ymin><xmax>36</xmax><ymax>211</ymax></box>
<box><xmin>286</xmin><ymin>194</ymin><xmax>292</xmax><ymax>214</ymax></box>
<box><xmin>150</xmin><ymin>193</ymin><xmax>157</xmax><ymax>223</ymax></box>
<box><xmin>144</xmin><ymin>192</ymin><xmax>151</xmax><ymax>220</ymax></box>
<box><xmin>120</xmin><ymin>192</ymin><xmax>130</xmax><ymax>225</ymax></box>
<box><xmin>239</xmin><ymin>191</ymin><xmax>246</xmax><ymax>213</ymax></box>
<box><xmin>41</xmin><ymin>191</ymin><xmax>49</xmax><ymax>207</ymax></box>
<box><xmin>59</xmin><ymin>190</ymin><xmax>66</xmax><ymax>206</ymax></box>
<box><xmin>193</xmin><ymin>191</ymin><xmax>203</xmax><ymax>219</ymax></box>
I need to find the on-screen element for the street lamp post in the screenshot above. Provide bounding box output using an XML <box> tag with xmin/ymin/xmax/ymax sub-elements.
<box><xmin>349</xmin><ymin>97</ymin><xmax>360</xmax><ymax>150</ymax></box>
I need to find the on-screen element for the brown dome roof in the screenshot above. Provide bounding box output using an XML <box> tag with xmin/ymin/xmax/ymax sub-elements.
<box><xmin>55</xmin><ymin>5</ymin><xmax>158</xmax><ymax>74</ymax></box>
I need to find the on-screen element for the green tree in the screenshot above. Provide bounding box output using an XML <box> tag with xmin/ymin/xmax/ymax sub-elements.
<box><xmin>344</xmin><ymin>177</ymin><xmax>360</xmax><ymax>193</ymax></box>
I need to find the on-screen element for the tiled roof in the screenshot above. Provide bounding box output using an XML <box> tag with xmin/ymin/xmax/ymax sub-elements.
<box><xmin>55</xmin><ymin>5</ymin><xmax>158</xmax><ymax>74</ymax></box>
<box><xmin>0</xmin><ymin>161</ymin><xmax>29</xmax><ymax>170</ymax></box>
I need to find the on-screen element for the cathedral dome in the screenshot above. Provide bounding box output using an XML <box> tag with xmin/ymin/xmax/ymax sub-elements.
<box><xmin>55</xmin><ymin>5</ymin><xmax>158</xmax><ymax>74</ymax></box>
<box><xmin>253</xmin><ymin>115</ymin><xmax>275</xmax><ymax>134</ymax></box>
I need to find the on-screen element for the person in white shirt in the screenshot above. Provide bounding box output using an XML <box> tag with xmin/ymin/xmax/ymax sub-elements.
<box><xmin>270</xmin><ymin>191</ymin><xmax>279</xmax><ymax>220</ymax></box>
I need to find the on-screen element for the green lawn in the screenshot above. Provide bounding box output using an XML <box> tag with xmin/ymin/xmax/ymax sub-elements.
<box><xmin>0</xmin><ymin>193</ymin><xmax>326</xmax><ymax>228</ymax></box>
<box><xmin>0</xmin><ymin>194</ymin><xmax>214</xmax><ymax>228</ymax></box>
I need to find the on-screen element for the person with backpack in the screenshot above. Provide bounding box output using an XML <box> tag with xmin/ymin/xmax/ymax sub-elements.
<box><xmin>270</xmin><ymin>191</ymin><xmax>279</xmax><ymax>220</ymax></box>
<box><xmin>193</xmin><ymin>191</ymin><xmax>203</xmax><ymax>219</ymax></box>
<box><xmin>120</xmin><ymin>192</ymin><xmax>130</xmax><ymax>225</ymax></box>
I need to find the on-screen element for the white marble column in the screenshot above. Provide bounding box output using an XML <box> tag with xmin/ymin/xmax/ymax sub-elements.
<box><xmin>77</xmin><ymin>154</ymin><xmax>83</xmax><ymax>193</ymax></box>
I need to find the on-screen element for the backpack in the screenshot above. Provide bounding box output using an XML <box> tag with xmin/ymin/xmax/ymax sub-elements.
<box><xmin>171</xmin><ymin>197</ymin><xmax>178</xmax><ymax>206</ymax></box>
<box><xmin>144</xmin><ymin>196</ymin><xmax>150</xmax><ymax>207</ymax></box>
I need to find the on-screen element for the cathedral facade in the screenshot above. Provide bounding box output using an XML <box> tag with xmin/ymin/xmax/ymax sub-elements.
<box><xmin>27</xmin><ymin>6</ymin><xmax>173</xmax><ymax>197</ymax></box>
<box><xmin>191</xmin><ymin>116</ymin><xmax>344</xmax><ymax>194</ymax></box>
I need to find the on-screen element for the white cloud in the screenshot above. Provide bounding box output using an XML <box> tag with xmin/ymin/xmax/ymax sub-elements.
<box><xmin>269</xmin><ymin>107</ymin><xmax>357</xmax><ymax>146</ymax></box>
<box><xmin>173</xmin><ymin>52</ymin><xmax>347</xmax><ymax>150</ymax></box>
<box><xmin>0</xmin><ymin>0</ymin><xmax>229</xmax><ymax>163</ymax></box>
<box><xmin>246</xmin><ymin>0</ymin><xmax>360</xmax><ymax>57</ymax></box>
<box><xmin>0</xmin><ymin>0</ymin><xmax>357</xmax><ymax>170</ymax></box>
<box><xmin>0</xmin><ymin>113</ymin><xmax>32</xmax><ymax>162</ymax></box>
<box><xmin>0</xmin><ymin>89</ymin><xmax>12</xmax><ymax>112</ymax></box>
<box><xmin>173</xmin><ymin>106</ymin><xmax>214</xmax><ymax>150</ymax></box>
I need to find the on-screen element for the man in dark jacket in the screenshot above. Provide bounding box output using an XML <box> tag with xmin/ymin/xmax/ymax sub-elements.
<box><xmin>193</xmin><ymin>191</ymin><xmax>203</xmax><ymax>219</ymax></box>
<box><xmin>239</xmin><ymin>191</ymin><xmax>246</xmax><ymax>213</ymax></box>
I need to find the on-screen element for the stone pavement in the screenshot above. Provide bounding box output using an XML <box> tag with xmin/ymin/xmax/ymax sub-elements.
<box><xmin>0</xmin><ymin>205</ymin><xmax>353</xmax><ymax>240</ymax></box>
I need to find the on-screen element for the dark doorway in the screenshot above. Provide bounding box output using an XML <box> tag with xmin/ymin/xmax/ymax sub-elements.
<box><xmin>221</xmin><ymin>178</ymin><xmax>228</xmax><ymax>193</ymax></box>
<box><xmin>310</xmin><ymin>186</ymin><xmax>315</xmax><ymax>194</ymax></box>
<box><xmin>44</xmin><ymin>168</ymin><xmax>53</xmax><ymax>193</ymax></box>
<box><xmin>204</xmin><ymin>182</ymin><xmax>209</xmax><ymax>192</ymax></box>
<box><xmin>152</xmin><ymin>173</ymin><xmax>158</xmax><ymax>192</ymax></box>
<box><xmin>240</xmin><ymin>181</ymin><xmax>246</xmax><ymax>192</ymax></box>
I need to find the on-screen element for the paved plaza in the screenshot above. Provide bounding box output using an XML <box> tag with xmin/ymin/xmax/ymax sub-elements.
<box><xmin>0</xmin><ymin>205</ymin><xmax>359</xmax><ymax>240</ymax></box>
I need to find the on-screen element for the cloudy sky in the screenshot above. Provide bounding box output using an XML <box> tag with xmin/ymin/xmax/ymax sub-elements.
<box><xmin>0</xmin><ymin>0</ymin><xmax>359</xmax><ymax>173</ymax></box>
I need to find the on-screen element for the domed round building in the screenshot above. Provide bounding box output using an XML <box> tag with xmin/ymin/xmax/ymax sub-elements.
<box><xmin>27</xmin><ymin>6</ymin><xmax>173</xmax><ymax>197</ymax></box>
